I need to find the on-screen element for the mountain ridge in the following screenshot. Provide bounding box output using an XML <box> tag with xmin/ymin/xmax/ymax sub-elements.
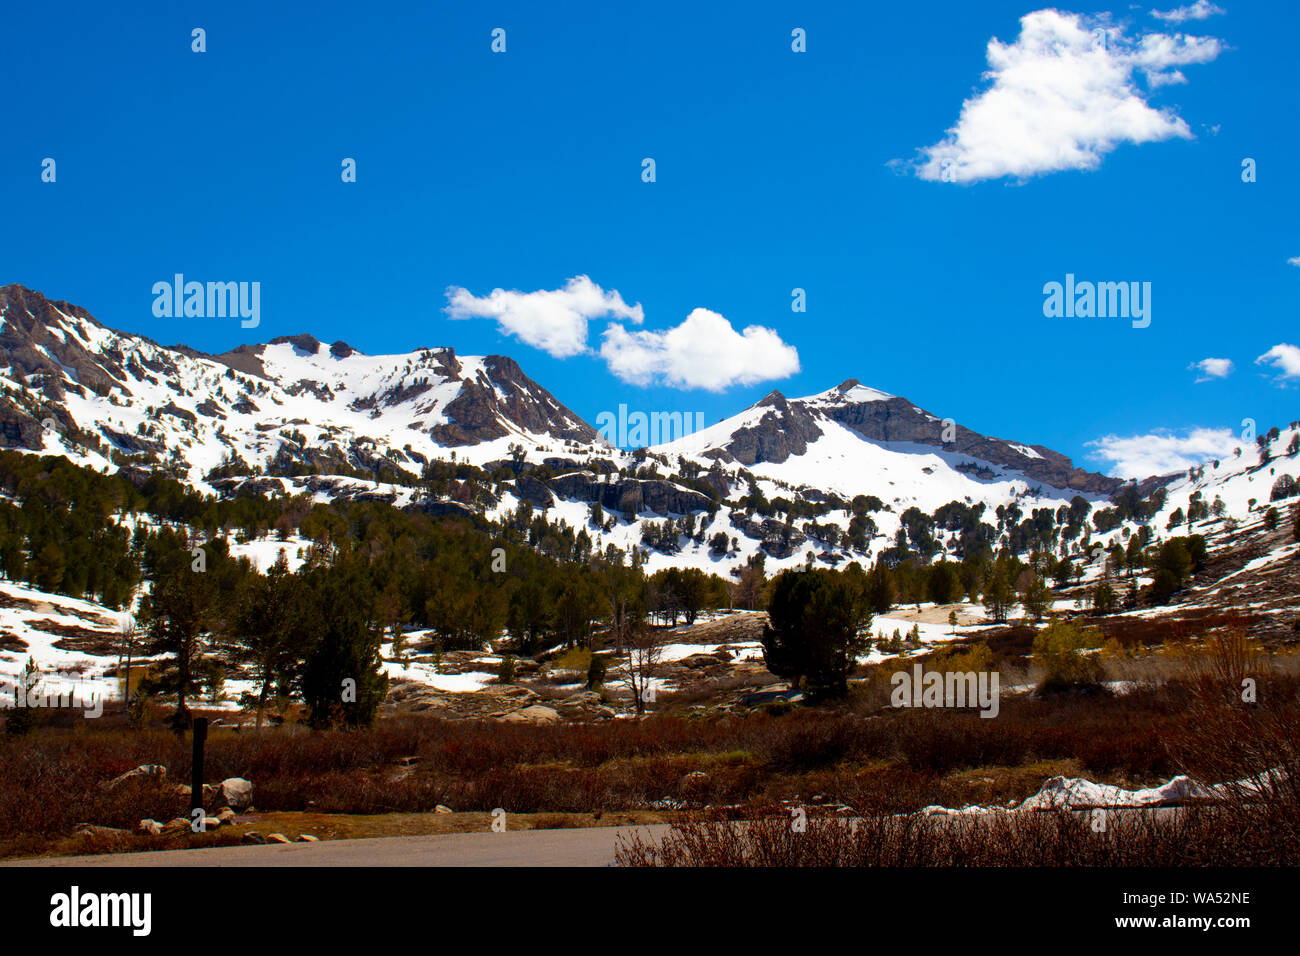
<box><xmin>2</xmin><ymin>282</ymin><xmax>1294</xmax><ymax>579</ymax></box>
<box><xmin>0</xmin><ymin>283</ymin><xmax>598</xmax><ymax>473</ymax></box>
<box><xmin>0</xmin><ymin>281</ymin><xmax>1120</xmax><ymax>495</ymax></box>
<box><xmin>662</xmin><ymin>378</ymin><xmax>1126</xmax><ymax>498</ymax></box>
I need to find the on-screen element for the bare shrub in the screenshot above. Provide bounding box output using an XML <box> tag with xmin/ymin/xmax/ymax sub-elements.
<box><xmin>616</xmin><ymin>803</ymin><xmax>1299</xmax><ymax>867</ymax></box>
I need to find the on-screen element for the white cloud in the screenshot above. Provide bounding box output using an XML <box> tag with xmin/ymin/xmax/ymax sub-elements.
<box><xmin>1151</xmin><ymin>2</ymin><xmax>1225</xmax><ymax>24</ymax></box>
<box><xmin>1189</xmin><ymin>357</ymin><xmax>1233</xmax><ymax>381</ymax></box>
<box><xmin>1288</xmin><ymin>256</ymin><xmax>1300</xmax><ymax>267</ymax></box>
<box><xmin>1087</xmin><ymin>426</ymin><xmax>1237</xmax><ymax>478</ymax></box>
<box><xmin>1256</xmin><ymin>343</ymin><xmax>1300</xmax><ymax>383</ymax></box>
<box><xmin>911</xmin><ymin>9</ymin><xmax>1223</xmax><ymax>183</ymax></box>
<box><xmin>444</xmin><ymin>275</ymin><xmax>643</xmax><ymax>358</ymax></box>
<box><xmin>445</xmin><ymin>277</ymin><xmax>798</xmax><ymax>391</ymax></box>
<box><xmin>599</xmin><ymin>308</ymin><xmax>800</xmax><ymax>391</ymax></box>
<box><xmin>1145</xmin><ymin>68</ymin><xmax>1187</xmax><ymax>88</ymax></box>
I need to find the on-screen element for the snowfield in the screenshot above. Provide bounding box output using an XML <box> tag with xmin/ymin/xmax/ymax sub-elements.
<box><xmin>0</xmin><ymin>581</ymin><xmax>129</xmax><ymax>707</ymax></box>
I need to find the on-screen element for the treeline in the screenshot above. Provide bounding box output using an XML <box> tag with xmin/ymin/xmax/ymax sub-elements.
<box><xmin>131</xmin><ymin>509</ymin><xmax>744</xmax><ymax>727</ymax></box>
<box><xmin>754</xmin><ymin>529</ymin><xmax>1213</xmax><ymax>703</ymax></box>
<box><xmin>848</xmin><ymin>528</ymin><xmax>1209</xmax><ymax>625</ymax></box>
<box><xmin>0</xmin><ymin>452</ymin><xmax>751</xmax><ymax>728</ymax></box>
<box><xmin>0</xmin><ymin>448</ymin><xmax>1247</xmax><ymax>729</ymax></box>
<box><xmin>135</xmin><ymin>534</ymin><xmax>389</xmax><ymax>731</ymax></box>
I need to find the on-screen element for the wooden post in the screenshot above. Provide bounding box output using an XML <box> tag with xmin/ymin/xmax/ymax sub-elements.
<box><xmin>191</xmin><ymin>717</ymin><xmax>208</xmax><ymax>816</ymax></box>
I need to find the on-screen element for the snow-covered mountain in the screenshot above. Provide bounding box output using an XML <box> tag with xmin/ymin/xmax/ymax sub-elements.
<box><xmin>3</xmin><ymin>281</ymin><xmax>1297</xmax><ymax>579</ymax></box>
<box><xmin>0</xmin><ymin>283</ymin><xmax>598</xmax><ymax>490</ymax></box>
<box><xmin>0</xmin><ymin>284</ymin><xmax>1122</xmax><ymax>515</ymax></box>
<box><xmin>660</xmin><ymin>380</ymin><xmax>1124</xmax><ymax>506</ymax></box>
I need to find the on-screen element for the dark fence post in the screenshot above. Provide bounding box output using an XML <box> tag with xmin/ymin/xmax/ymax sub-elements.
<box><xmin>191</xmin><ymin>717</ymin><xmax>208</xmax><ymax>816</ymax></box>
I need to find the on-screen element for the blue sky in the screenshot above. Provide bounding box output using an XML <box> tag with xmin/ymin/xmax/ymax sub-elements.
<box><xmin>3</xmin><ymin>0</ymin><xmax>1297</xmax><ymax>478</ymax></box>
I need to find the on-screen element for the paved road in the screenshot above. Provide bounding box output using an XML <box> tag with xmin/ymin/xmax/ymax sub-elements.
<box><xmin>3</xmin><ymin>825</ymin><xmax>675</xmax><ymax>868</ymax></box>
<box><xmin>3</xmin><ymin>807</ymin><xmax>1189</xmax><ymax>868</ymax></box>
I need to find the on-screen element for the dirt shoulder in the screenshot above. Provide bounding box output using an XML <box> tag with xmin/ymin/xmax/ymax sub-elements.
<box><xmin>0</xmin><ymin>809</ymin><xmax>682</xmax><ymax>862</ymax></box>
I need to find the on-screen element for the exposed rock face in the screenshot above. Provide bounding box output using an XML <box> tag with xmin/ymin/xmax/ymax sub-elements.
<box><xmin>545</xmin><ymin>473</ymin><xmax>714</xmax><ymax>517</ymax></box>
<box><xmin>101</xmin><ymin>429</ymin><xmax>165</xmax><ymax>457</ymax></box>
<box><xmin>544</xmin><ymin>455</ymin><xmax>617</xmax><ymax>474</ymax></box>
<box><xmin>428</xmin><ymin>355</ymin><xmax>597</xmax><ymax>447</ymax></box>
<box><xmin>418</xmin><ymin>500</ymin><xmax>478</xmax><ymax>520</ymax></box>
<box><xmin>822</xmin><ymin>384</ymin><xmax>1120</xmax><ymax>495</ymax></box>
<box><xmin>430</xmin><ymin>380</ymin><xmax>508</xmax><ymax>445</ymax></box>
<box><xmin>115</xmin><ymin>466</ymin><xmax>156</xmax><ymax>488</ymax></box>
<box><xmin>0</xmin><ymin>284</ymin><xmax>598</xmax><ymax>481</ymax></box>
<box><xmin>211</xmin><ymin>476</ymin><xmax>288</xmax><ymax>498</ymax></box>
<box><xmin>158</xmin><ymin>402</ymin><xmax>196</xmax><ymax>424</ymax></box>
<box><xmin>211</xmin><ymin>343</ymin><xmax>268</xmax><ymax>379</ymax></box>
<box><xmin>0</xmin><ymin>397</ymin><xmax>46</xmax><ymax>451</ymax></box>
<box><xmin>270</xmin><ymin>333</ymin><xmax>323</xmax><ymax>355</ymax></box>
<box><xmin>720</xmin><ymin>392</ymin><xmax>824</xmax><ymax>466</ymax></box>
<box><xmin>702</xmin><ymin>379</ymin><xmax>1123</xmax><ymax>496</ymax></box>
<box><xmin>0</xmin><ymin>284</ymin><xmax>128</xmax><ymax>397</ymax></box>
<box><xmin>514</xmin><ymin>475</ymin><xmax>556</xmax><ymax>509</ymax></box>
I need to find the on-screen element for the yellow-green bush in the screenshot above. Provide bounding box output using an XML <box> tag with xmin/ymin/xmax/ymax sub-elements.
<box><xmin>1032</xmin><ymin>621</ymin><xmax>1105</xmax><ymax>690</ymax></box>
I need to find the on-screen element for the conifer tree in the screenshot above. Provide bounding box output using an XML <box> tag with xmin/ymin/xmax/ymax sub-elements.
<box><xmin>298</xmin><ymin>558</ymin><xmax>388</xmax><ymax>728</ymax></box>
<box><xmin>139</xmin><ymin>551</ymin><xmax>218</xmax><ymax>730</ymax></box>
<box><xmin>761</xmin><ymin>568</ymin><xmax>870</xmax><ymax>700</ymax></box>
<box><xmin>232</xmin><ymin>554</ymin><xmax>313</xmax><ymax>729</ymax></box>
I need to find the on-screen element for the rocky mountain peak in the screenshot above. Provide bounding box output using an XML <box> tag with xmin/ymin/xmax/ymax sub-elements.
<box><xmin>1</xmin><ymin>282</ymin><xmax>1131</xmax><ymax>522</ymax></box>
<box><xmin>670</xmin><ymin>377</ymin><xmax>1123</xmax><ymax>497</ymax></box>
<box><xmin>0</xmin><ymin>284</ymin><xmax>602</xmax><ymax>476</ymax></box>
<box><xmin>269</xmin><ymin>334</ymin><xmax>323</xmax><ymax>355</ymax></box>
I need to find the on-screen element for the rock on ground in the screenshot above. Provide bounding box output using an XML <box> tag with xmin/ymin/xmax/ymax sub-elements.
<box><xmin>221</xmin><ymin>777</ymin><xmax>254</xmax><ymax>809</ymax></box>
<box><xmin>496</xmin><ymin>704</ymin><xmax>562</xmax><ymax>723</ymax></box>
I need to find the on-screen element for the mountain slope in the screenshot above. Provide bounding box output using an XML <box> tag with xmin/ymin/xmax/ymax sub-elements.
<box><xmin>0</xmin><ymin>282</ymin><xmax>1141</xmax><ymax>573</ymax></box>
<box><xmin>13</xmin><ymin>281</ymin><xmax>1285</xmax><ymax>579</ymax></box>
<box><xmin>0</xmin><ymin>284</ymin><xmax>598</xmax><ymax>488</ymax></box>
<box><xmin>656</xmin><ymin>380</ymin><xmax>1123</xmax><ymax>510</ymax></box>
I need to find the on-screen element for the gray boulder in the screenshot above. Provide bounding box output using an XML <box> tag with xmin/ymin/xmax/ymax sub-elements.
<box><xmin>221</xmin><ymin>777</ymin><xmax>254</xmax><ymax>809</ymax></box>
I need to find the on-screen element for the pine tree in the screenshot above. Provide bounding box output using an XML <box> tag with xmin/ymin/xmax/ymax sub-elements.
<box><xmin>231</xmin><ymin>555</ymin><xmax>312</xmax><ymax>729</ymax></box>
<box><xmin>761</xmin><ymin>568</ymin><xmax>870</xmax><ymax>700</ymax></box>
<box><xmin>982</xmin><ymin>561</ymin><xmax>1016</xmax><ymax>624</ymax></box>
<box><xmin>298</xmin><ymin>559</ymin><xmax>388</xmax><ymax>728</ymax></box>
<box><xmin>31</xmin><ymin>541</ymin><xmax>66</xmax><ymax>592</ymax></box>
<box><xmin>1052</xmin><ymin>559</ymin><xmax>1074</xmax><ymax>589</ymax></box>
<box><xmin>1091</xmin><ymin>580</ymin><xmax>1118</xmax><ymax>615</ymax></box>
<box><xmin>139</xmin><ymin>552</ymin><xmax>218</xmax><ymax>730</ymax></box>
